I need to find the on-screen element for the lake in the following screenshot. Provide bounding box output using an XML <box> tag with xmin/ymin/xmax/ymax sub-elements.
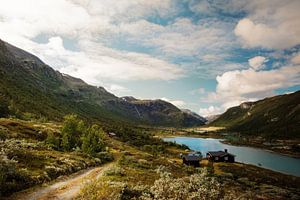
<box><xmin>163</xmin><ymin>137</ymin><xmax>300</xmax><ymax>177</ymax></box>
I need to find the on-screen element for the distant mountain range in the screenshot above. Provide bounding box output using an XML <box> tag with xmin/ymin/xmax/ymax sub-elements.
<box><xmin>210</xmin><ymin>91</ymin><xmax>300</xmax><ymax>138</ymax></box>
<box><xmin>0</xmin><ymin>39</ymin><xmax>206</xmax><ymax>127</ymax></box>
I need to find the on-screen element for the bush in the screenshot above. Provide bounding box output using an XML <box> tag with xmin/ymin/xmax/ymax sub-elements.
<box><xmin>0</xmin><ymin>151</ymin><xmax>32</xmax><ymax>196</ymax></box>
<box><xmin>104</xmin><ymin>166</ymin><xmax>126</xmax><ymax>176</ymax></box>
<box><xmin>141</xmin><ymin>145</ymin><xmax>165</xmax><ymax>156</ymax></box>
<box><xmin>165</xmin><ymin>141</ymin><xmax>189</xmax><ymax>150</ymax></box>
<box><xmin>61</xmin><ymin>114</ymin><xmax>85</xmax><ymax>151</ymax></box>
<box><xmin>81</xmin><ymin>125</ymin><xmax>105</xmax><ymax>156</ymax></box>
<box><xmin>45</xmin><ymin>131</ymin><xmax>60</xmax><ymax>150</ymax></box>
<box><xmin>140</xmin><ymin>166</ymin><xmax>222</xmax><ymax>200</ymax></box>
<box><xmin>95</xmin><ymin>152</ymin><xmax>114</xmax><ymax>163</ymax></box>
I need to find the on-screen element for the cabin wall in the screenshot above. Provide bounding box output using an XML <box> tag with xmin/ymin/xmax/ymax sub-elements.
<box><xmin>207</xmin><ymin>155</ymin><xmax>235</xmax><ymax>163</ymax></box>
<box><xmin>182</xmin><ymin>159</ymin><xmax>200</xmax><ymax>167</ymax></box>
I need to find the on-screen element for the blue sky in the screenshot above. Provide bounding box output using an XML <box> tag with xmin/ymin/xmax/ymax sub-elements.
<box><xmin>0</xmin><ymin>0</ymin><xmax>300</xmax><ymax>116</ymax></box>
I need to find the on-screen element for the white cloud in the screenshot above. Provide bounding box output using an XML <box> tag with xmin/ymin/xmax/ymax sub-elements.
<box><xmin>185</xmin><ymin>0</ymin><xmax>300</xmax><ymax>78</ymax></box>
<box><xmin>199</xmin><ymin>106</ymin><xmax>222</xmax><ymax>117</ymax></box>
<box><xmin>148</xmin><ymin>18</ymin><xmax>235</xmax><ymax>56</ymax></box>
<box><xmin>234</xmin><ymin>1</ymin><xmax>300</xmax><ymax>49</ymax></box>
<box><xmin>161</xmin><ymin>97</ymin><xmax>186</xmax><ymax>108</ymax></box>
<box><xmin>234</xmin><ymin>18</ymin><xmax>299</xmax><ymax>49</ymax></box>
<box><xmin>202</xmin><ymin>56</ymin><xmax>300</xmax><ymax>112</ymax></box>
<box><xmin>0</xmin><ymin>0</ymin><xmax>91</xmax><ymax>39</ymax></box>
<box><xmin>201</xmin><ymin>54</ymin><xmax>224</xmax><ymax>62</ymax></box>
<box><xmin>0</xmin><ymin>0</ymin><xmax>238</xmax><ymax>81</ymax></box>
<box><xmin>107</xmin><ymin>84</ymin><xmax>130</xmax><ymax>94</ymax></box>
<box><xmin>29</xmin><ymin>37</ymin><xmax>184</xmax><ymax>84</ymax></box>
<box><xmin>190</xmin><ymin>88</ymin><xmax>206</xmax><ymax>95</ymax></box>
<box><xmin>248</xmin><ymin>56</ymin><xmax>267</xmax><ymax>70</ymax></box>
<box><xmin>0</xmin><ymin>0</ymin><xmax>184</xmax><ymax>83</ymax></box>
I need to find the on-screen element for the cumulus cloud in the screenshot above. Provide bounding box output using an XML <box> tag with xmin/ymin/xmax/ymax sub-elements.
<box><xmin>199</xmin><ymin>106</ymin><xmax>222</xmax><ymax>117</ymax></box>
<box><xmin>0</xmin><ymin>0</ymin><xmax>184</xmax><ymax>83</ymax></box>
<box><xmin>235</xmin><ymin>18</ymin><xmax>300</xmax><ymax>49</ymax></box>
<box><xmin>161</xmin><ymin>97</ymin><xmax>186</xmax><ymax>108</ymax></box>
<box><xmin>0</xmin><ymin>0</ymin><xmax>240</xmax><ymax>81</ymax></box>
<box><xmin>29</xmin><ymin>37</ymin><xmax>184</xmax><ymax>84</ymax></box>
<box><xmin>248</xmin><ymin>56</ymin><xmax>267</xmax><ymax>70</ymax></box>
<box><xmin>234</xmin><ymin>1</ymin><xmax>300</xmax><ymax>49</ymax></box>
<box><xmin>148</xmin><ymin>18</ymin><xmax>235</xmax><ymax>56</ymax></box>
<box><xmin>201</xmin><ymin>53</ymin><xmax>300</xmax><ymax>112</ymax></box>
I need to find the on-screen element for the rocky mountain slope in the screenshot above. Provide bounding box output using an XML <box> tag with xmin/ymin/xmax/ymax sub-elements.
<box><xmin>210</xmin><ymin>91</ymin><xmax>300</xmax><ymax>138</ymax></box>
<box><xmin>0</xmin><ymin>39</ymin><xmax>205</xmax><ymax>127</ymax></box>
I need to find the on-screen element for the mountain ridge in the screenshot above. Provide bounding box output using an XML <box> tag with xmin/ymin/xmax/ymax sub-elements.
<box><xmin>0</xmin><ymin>39</ymin><xmax>206</xmax><ymax>127</ymax></box>
<box><xmin>210</xmin><ymin>91</ymin><xmax>300</xmax><ymax>138</ymax></box>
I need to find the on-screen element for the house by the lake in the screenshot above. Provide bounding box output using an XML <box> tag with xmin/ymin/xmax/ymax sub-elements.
<box><xmin>206</xmin><ymin>149</ymin><xmax>235</xmax><ymax>162</ymax></box>
<box><xmin>180</xmin><ymin>152</ymin><xmax>202</xmax><ymax>167</ymax></box>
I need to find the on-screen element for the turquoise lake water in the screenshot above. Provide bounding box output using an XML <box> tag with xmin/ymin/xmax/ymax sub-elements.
<box><xmin>163</xmin><ymin>137</ymin><xmax>300</xmax><ymax>177</ymax></box>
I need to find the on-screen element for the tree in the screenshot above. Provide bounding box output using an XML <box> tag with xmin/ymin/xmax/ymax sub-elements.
<box><xmin>61</xmin><ymin>114</ymin><xmax>85</xmax><ymax>151</ymax></box>
<box><xmin>81</xmin><ymin>125</ymin><xmax>105</xmax><ymax>156</ymax></box>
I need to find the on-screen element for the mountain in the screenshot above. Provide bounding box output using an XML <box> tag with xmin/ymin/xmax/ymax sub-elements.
<box><xmin>205</xmin><ymin>114</ymin><xmax>220</xmax><ymax>124</ymax></box>
<box><xmin>210</xmin><ymin>91</ymin><xmax>300</xmax><ymax>138</ymax></box>
<box><xmin>0</xmin><ymin>39</ymin><xmax>205</xmax><ymax>127</ymax></box>
<box><xmin>181</xmin><ymin>109</ymin><xmax>207</xmax><ymax>126</ymax></box>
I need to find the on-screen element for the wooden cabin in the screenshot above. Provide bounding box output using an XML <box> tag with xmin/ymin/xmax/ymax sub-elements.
<box><xmin>180</xmin><ymin>152</ymin><xmax>202</xmax><ymax>167</ymax></box>
<box><xmin>206</xmin><ymin>149</ymin><xmax>235</xmax><ymax>162</ymax></box>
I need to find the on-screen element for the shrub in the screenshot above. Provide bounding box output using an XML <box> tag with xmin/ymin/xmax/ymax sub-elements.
<box><xmin>104</xmin><ymin>166</ymin><xmax>126</xmax><ymax>176</ymax></box>
<box><xmin>142</xmin><ymin>145</ymin><xmax>165</xmax><ymax>156</ymax></box>
<box><xmin>45</xmin><ymin>131</ymin><xmax>60</xmax><ymax>150</ymax></box>
<box><xmin>81</xmin><ymin>125</ymin><xmax>105</xmax><ymax>156</ymax></box>
<box><xmin>95</xmin><ymin>152</ymin><xmax>114</xmax><ymax>163</ymax></box>
<box><xmin>140</xmin><ymin>166</ymin><xmax>222</xmax><ymax>200</ymax></box>
<box><xmin>0</xmin><ymin>151</ymin><xmax>32</xmax><ymax>196</ymax></box>
<box><xmin>61</xmin><ymin>114</ymin><xmax>85</xmax><ymax>151</ymax></box>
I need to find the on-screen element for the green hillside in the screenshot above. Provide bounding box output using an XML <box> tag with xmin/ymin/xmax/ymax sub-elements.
<box><xmin>0</xmin><ymin>39</ymin><xmax>205</xmax><ymax>127</ymax></box>
<box><xmin>210</xmin><ymin>91</ymin><xmax>300</xmax><ymax>138</ymax></box>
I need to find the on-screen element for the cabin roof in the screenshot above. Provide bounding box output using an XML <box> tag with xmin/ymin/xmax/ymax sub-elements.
<box><xmin>182</xmin><ymin>152</ymin><xmax>202</xmax><ymax>161</ymax></box>
<box><xmin>207</xmin><ymin>151</ymin><xmax>235</xmax><ymax>157</ymax></box>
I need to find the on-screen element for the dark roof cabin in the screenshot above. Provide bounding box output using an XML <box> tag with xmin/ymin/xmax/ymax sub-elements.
<box><xmin>180</xmin><ymin>152</ymin><xmax>202</xmax><ymax>167</ymax></box>
<box><xmin>206</xmin><ymin>149</ymin><xmax>235</xmax><ymax>162</ymax></box>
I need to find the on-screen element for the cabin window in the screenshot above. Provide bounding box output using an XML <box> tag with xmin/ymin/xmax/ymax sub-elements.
<box><xmin>224</xmin><ymin>157</ymin><xmax>228</xmax><ymax>161</ymax></box>
<box><xmin>215</xmin><ymin>157</ymin><xmax>219</xmax><ymax>161</ymax></box>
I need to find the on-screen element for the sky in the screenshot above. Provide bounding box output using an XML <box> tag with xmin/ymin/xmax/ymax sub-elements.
<box><xmin>0</xmin><ymin>0</ymin><xmax>300</xmax><ymax>116</ymax></box>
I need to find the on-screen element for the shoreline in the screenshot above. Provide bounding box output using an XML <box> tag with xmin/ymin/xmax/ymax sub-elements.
<box><xmin>158</xmin><ymin>132</ymin><xmax>300</xmax><ymax>158</ymax></box>
<box><xmin>220</xmin><ymin>140</ymin><xmax>300</xmax><ymax>159</ymax></box>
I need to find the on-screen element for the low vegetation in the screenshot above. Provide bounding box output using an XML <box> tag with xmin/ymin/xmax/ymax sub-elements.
<box><xmin>0</xmin><ymin>116</ymin><xmax>112</xmax><ymax>197</ymax></box>
<box><xmin>79</xmin><ymin>139</ymin><xmax>300</xmax><ymax>200</ymax></box>
<box><xmin>1</xmin><ymin>113</ymin><xmax>300</xmax><ymax>199</ymax></box>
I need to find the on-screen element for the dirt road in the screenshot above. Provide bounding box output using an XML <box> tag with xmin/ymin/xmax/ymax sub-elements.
<box><xmin>8</xmin><ymin>162</ymin><xmax>114</xmax><ymax>200</ymax></box>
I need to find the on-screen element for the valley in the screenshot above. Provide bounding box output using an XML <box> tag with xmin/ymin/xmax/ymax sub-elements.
<box><xmin>0</xmin><ymin>39</ymin><xmax>299</xmax><ymax>199</ymax></box>
<box><xmin>1</xmin><ymin>118</ymin><xmax>300</xmax><ymax>199</ymax></box>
